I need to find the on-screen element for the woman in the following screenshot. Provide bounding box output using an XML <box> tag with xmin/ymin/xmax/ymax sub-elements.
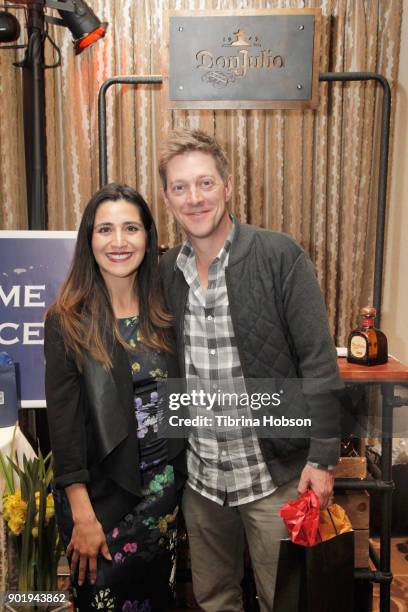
<box><xmin>44</xmin><ymin>183</ymin><xmax>185</xmax><ymax>611</ymax></box>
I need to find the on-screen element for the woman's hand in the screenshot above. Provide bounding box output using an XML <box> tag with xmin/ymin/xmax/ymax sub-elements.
<box><xmin>65</xmin><ymin>483</ymin><xmax>112</xmax><ymax>586</ymax></box>
<box><xmin>67</xmin><ymin>516</ymin><xmax>112</xmax><ymax>586</ymax></box>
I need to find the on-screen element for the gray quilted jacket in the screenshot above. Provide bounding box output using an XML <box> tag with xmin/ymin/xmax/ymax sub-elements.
<box><xmin>159</xmin><ymin>217</ymin><xmax>342</xmax><ymax>487</ymax></box>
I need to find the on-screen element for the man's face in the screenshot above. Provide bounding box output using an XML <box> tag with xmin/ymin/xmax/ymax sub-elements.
<box><xmin>162</xmin><ymin>151</ymin><xmax>232</xmax><ymax>243</ymax></box>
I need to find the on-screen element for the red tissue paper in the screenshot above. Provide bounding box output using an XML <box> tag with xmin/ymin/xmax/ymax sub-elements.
<box><xmin>279</xmin><ymin>489</ymin><xmax>320</xmax><ymax>546</ymax></box>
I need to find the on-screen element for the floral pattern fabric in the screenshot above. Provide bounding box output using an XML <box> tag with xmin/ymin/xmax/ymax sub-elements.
<box><xmin>55</xmin><ymin>316</ymin><xmax>178</xmax><ymax>611</ymax></box>
<box><xmin>120</xmin><ymin>315</ymin><xmax>169</xmax><ymax>469</ymax></box>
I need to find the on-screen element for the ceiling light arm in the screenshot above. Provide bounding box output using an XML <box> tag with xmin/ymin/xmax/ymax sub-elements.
<box><xmin>0</xmin><ymin>42</ymin><xmax>26</xmax><ymax>48</ymax></box>
<box><xmin>44</xmin><ymin>0</ymin><xmax>85</xmax><ymax>28</ymax></box>
<box><xmin>45</xmin><ymin>0</ymin><xmax>75</xmax><ymax>13</ymax></box>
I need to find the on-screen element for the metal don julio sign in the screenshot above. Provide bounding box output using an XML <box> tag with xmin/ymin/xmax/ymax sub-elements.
<box><xmin>165</xmin><ymin>9</ymin><xmax>321</xmax><ymax>110</ymax></box>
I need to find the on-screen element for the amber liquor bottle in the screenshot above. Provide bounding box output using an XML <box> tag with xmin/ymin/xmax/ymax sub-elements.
<box><xmin>347</xmin><ymin>307</ymin><xmax>388</xmax><ymax>365</ymax></box>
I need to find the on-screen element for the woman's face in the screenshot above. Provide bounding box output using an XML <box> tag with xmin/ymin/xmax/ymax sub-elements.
<box><xmin>91</xmin><ymin>199</ymin><xmax>148</xmax><ymax>286</ymax></box>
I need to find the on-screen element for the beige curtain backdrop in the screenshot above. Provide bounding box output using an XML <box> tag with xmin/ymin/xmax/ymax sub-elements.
<box><xmin>0</xmin><ymin>0</ymin><xmax>403</xmax><ymax>345</ymax></box>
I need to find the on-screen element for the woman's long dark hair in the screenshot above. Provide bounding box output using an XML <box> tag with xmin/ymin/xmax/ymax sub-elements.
<box><xmin>47</xmin><ymin>183</ymin><xmax>172</xmax><ymax>368</ymax></box>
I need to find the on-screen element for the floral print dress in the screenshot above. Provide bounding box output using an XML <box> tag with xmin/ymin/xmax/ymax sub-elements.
<box><xmin>55</xmin><ymin>315</ymin><xmax>178</xmax><ymax>612</ymax></box>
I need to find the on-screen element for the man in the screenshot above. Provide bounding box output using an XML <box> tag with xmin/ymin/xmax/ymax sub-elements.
<box><xmin>158</xmin><ymin>129</ymin><xmax>342</xmax><ymax>611</ymax></box>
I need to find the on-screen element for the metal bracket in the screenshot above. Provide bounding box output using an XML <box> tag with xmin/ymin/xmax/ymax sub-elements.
<box><xmin>45</xmin><ymin>0</ymin><xmax>75</xmax><ymax>13</ymax></box>
<box><xmin>0</xmin><ymin>43</ymin><xmax>26</xmax><ymax>49</ymax></box>
<box><xmin>355</xmin><ymin>568</ymin><xmax>393</xmax><ymax>584</ymax></box>
<box><xmin>44</xmin><ymin>15</ymin><xmax>65</xmax><ymax>26</ymax></box>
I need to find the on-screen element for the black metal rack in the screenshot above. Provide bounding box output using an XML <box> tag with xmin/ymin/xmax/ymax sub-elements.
<box><xmin>336</xmin><ymin>358</ymin><xmax>408</xmax><ymax>612</ymax></box>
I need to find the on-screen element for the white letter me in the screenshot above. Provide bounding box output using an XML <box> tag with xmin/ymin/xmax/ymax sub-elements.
<box><xmin>0</xmin><ymin>286</ymin><xmax>20</xmax><ymax>307</ymax></box>
<box><xmin>0</xmin><ymin>285</ymin><xmax>45</xmax><ymax>307</ymax></box>
<box><xmin>25</xmin><ymin>286</ymin><xmax>46</xmax><ymax>307</ymax></box>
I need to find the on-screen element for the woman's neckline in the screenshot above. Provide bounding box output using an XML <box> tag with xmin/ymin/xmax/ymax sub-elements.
<box><xmin>117</xmin><ymin>313</ymin><xmax>139</xmax><ymax>321</ymax></box>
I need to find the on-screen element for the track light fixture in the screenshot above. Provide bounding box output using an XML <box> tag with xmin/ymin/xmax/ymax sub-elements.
<box><xmin>0</xmin><ymin>10</ymin><xmax>20</xmax><ymax>43</ymax></box>
<box><xmin>54</xmin><ymin>0</ymin><xmax>107</xmax><ymax>55</ymax></box>
<box><xmin>0</xmin><ymin>1</ymin><xmax>107</xmax><ymax>54</ymax></box>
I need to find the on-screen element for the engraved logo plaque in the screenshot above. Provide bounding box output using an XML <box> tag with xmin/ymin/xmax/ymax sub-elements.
<box><xmin>165</xmin><ymin>10</ymin><xmax>321</xmax><ymax>110</ymax></box>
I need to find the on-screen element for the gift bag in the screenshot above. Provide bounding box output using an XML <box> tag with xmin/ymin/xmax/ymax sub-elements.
<box><xmin>272</xmin><ymin>530</ymin><xmax>354</xmax><ymax>612</ymax></box>
<box><xmin>273</xmin><ymin>490</ymin><xmax>354</xmax><ymax>612</ymax></box>
<box><xmin>319</xmin><ymin>503</ymin><xmax>352</xmax><ymax>541</ymax></box>
<box><xmin>0</xmin><ymin>352</ymin><xmax>18</xmax><ymax>427</ymax></box>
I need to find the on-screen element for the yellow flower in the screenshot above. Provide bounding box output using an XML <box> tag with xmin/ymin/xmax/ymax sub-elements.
<box><xmin>45</xmin><ymin>494</ymin><xmax>55</xmax><ymax>523</ymax></box>
<box><xmin>132</xmin><ymin>362</ymin><xmax>141</xmax><ymax>373</ymax></box>
<box><xmin>3</xmin><ymin>490</ymin><xmax>27</xmax><ymax>535</ymax></box>
<box><xmin>3</xmin><ymin>490</ymin><xmax>27</xmax><ymax>531</ymax></box>
<box><xmin>8</xmin><ymin>510</ymin><xmax>26</xmax><ymax>535</ymax></box>
<box><xmin>2</xmin><ymin>488</ymin><xmax>55</xmax><ymax>535</ymax></box>
<box><xmin>32</xmin><ymin>492</ymin><xmax>55</xmax><ymax>525</ymax></box>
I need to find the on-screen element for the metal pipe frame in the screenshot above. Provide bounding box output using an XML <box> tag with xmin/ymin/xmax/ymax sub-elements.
<box><xmin>22</xmin><ymin>2</ymin><xmax>47</xmax><ymax>230</ymax></box>
<box><xmin>98</xmin><ymin>76</ymin><xmax>163</xmax><ymax>188</ymax></box>
<box><xmin>355</xmin><ymin>568</ymin><xmax>392</xmax><ymax>584</ymax></box>
<box><xmin>98</xmin><ymin>72</ymin><xmax>391</xmax><ymax>326</ymax></box>
<box><xmin>334</xmin><ymin>382</ymin><xmax>396</xmax><ymax>612</ymax></box>
<box><xmin>319</xmin><ymin>73</ymin><xmax>391</xmax><ymax>326</ymax></box>
<box><xmin>379</xmin><ymin>383</ymin><xmax>395</xmax><ymax>612</ymax></box>
<box><xmin>334</xmin><ymin>478</ymin><xmax>393</xmax><ymax>492</ymax></box>
<box><xmin>369</xmin><ymin>541</ymin><xmax>381</xmax><ymax>570</ymax></box>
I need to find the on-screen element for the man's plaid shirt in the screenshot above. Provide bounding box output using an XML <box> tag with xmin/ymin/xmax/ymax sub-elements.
<box><xmin>176</xmin><ymin>222</ymin><xmax>276</xmax><ymax>506</ymax></box>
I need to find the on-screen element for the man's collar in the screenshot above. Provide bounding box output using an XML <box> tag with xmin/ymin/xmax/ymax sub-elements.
<box><xmin>175</xmin><ymin>214</ymin><xmax>237</xmax><ymax>272</ymax></box>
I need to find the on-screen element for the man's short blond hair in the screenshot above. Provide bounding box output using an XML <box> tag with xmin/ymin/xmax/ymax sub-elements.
<box><xmin>159</xmin><ymin>128</ymin><xmax>230</xmax><ymax>190</ymax></box>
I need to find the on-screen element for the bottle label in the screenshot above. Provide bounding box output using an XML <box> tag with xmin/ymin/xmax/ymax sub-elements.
<box><xmin>350</xmin><ymin>336</ymin><xmax>367</xmax><ymax>358</ymax></box>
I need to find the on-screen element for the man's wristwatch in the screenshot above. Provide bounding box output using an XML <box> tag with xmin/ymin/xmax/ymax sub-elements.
<box><xmin>307</xmin><ymin>461</ymin><xmax>335</xmax><ymax>471</ymax></box>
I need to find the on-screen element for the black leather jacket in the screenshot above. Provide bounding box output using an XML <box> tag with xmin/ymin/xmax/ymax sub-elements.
<box><xmin>44</xmin><ymin>314</ymin><xmax>185</xmax><ymax>531</ymax></box>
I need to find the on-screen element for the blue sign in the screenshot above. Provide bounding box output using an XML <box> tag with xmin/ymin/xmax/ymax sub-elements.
<box><xmin>0</xmin><ymin>231</ymin><xmax>76</xmax><ymax>406</ymax></box>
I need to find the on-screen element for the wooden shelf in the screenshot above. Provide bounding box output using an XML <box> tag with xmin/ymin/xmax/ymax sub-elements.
<box><xmin>337</xmin><ymin>356</ymin><xmax>408</xmax><ymax>383</ymax></box>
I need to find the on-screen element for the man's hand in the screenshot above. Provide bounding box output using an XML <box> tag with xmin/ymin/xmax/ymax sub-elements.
<box><xmin>67</xmin><ymin>516</ymin><xmax>112</xmax><ymax>586</ymax></box>
<box><xmin>297</xmin><ymin>464</ymin><xmax>334</xmax><ymax>509</ymax></box>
